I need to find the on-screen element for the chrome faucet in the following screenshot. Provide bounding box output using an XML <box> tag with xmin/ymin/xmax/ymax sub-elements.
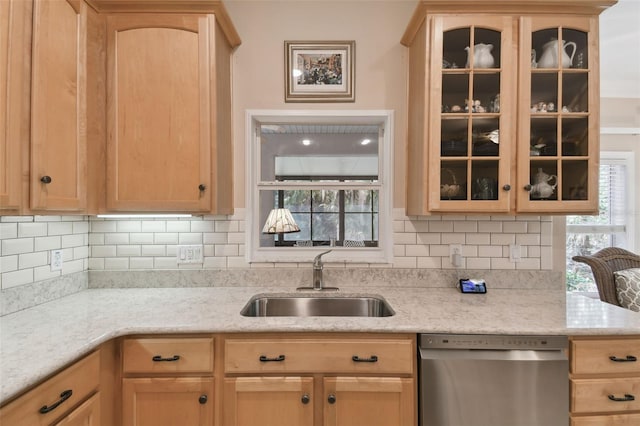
<box><xmin>297</xmin><ymin>250</ymin><xmax>339</xmax><ymax>291</ymax></box>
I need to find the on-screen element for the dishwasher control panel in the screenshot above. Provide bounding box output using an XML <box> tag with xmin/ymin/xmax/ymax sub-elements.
<box><xmin>419</xmin><ymin>334</ymin><xmax>568</xmax><ymax>350</ymax></box>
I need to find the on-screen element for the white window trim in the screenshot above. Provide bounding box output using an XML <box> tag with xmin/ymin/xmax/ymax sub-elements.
<box><xmin>566</xmin><ymin>151</ymin><xmax>636</xmax><ymax>252</ymax></box>
<box><xmin>245</xmin><ymin>110</ymin><xmax>394</xmax><ymax>264</ymax></box>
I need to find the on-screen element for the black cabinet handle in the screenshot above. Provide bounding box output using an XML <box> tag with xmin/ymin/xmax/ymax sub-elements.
<box><xmin>198</xmin><ymin>184</ymin><xmax>206</xmax><ymax>191</ymax></box>
<box><xmin>40</xmin><ymin>176</ymin><xmax>52</xmax><ymax>184</ymax></box>
<box><xmin>199</xmin><ymin>395</ymin><xmax>208</xmax><ymax>404</ymax></box>
<box><xmin>39</xmin><ymin>389</ymin><xmax>72</xmax><ymax>414</ymax></box>
<box><xmin>524</xmin><ymin>184</ymin><xmax>532</xmax><ymax>191</ymax></box>
<box><xmin>152</xmin><ymin>355</ymin><xmax>180</xmax><ymax>362</ymax></box>
<box><xmin>610</xmin><ymin>355</ymin><xmax>637</xmax><ymax>362</ymax></box>
<box><xmin>301</xmin><ymin>394</ymin><xmax>310</xmax><ymax>404</ymax></box>
<box><xmin>608</xmin><ymin>394</ymin><xmax>635</xmax><ymax>402</ymax></box>
<box><xmin>327</xmin><ymin>394</ymin><xmax>336</xmax><ymax>404</ymax></box>
<box><xmin>259</xmin><ymin>355</ymin><xmax>285</xmax><ymax>362</ymax></box>
<box><xmin>503</xmin><ymin>184</ymin><xmax>511</xmax><ymax>191</ymax></box>
<box><xmin>352</xmin><ymin>355</ymin><xmax>378</xmax><ymax>363</ymax></box>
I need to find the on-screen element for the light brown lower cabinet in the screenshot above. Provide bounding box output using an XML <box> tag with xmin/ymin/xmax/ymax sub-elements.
<box><xmin>122</xmin><ymin>378</ymin><xmax>214</xmax><ymax>426</ymax></box>
<box><xmin>222</xmin><ymin>333</ymin><xmax>417</xmax><ymax>426</ymax></box>
<box><xmin>224</xmin><ymin>377</ymin><xmax>314</xmax><ymax>426</ymax></box>
<box><xmin>570</xmin><ymin>336</ymin><xmax>640</xmax><ymax>424</ymax></box>
<box><xmin>53</xmin><ymin>392</ymin><xmax>101</xmax><ymax>426</ymax></box>
<box><xmin>0</xmin><ymin>351</ymin><xmax>101</xmax><ymax>426</ymax></box>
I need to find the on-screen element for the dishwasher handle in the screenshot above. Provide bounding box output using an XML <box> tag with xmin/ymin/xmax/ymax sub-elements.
<box><xmin>419</xmin><ymin>347</ymin><xmax>568</xmax><ymax>362</ymax></box>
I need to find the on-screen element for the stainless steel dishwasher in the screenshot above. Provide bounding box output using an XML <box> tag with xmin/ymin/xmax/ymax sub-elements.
<box><xmin>419</xmin><ymin>334</ymin><xmax>569</xmax><ymax>426</ymax></box>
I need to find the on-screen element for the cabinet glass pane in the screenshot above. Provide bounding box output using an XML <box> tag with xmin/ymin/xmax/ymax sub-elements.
<box><xmin>531</xmin><ymin>29</ymin><xmax>559</xmax><ymax>69</ymax></box>
<box><xmin>563</xmin><ymin>29</ymin><xmax>588</xmax><ymax>69</ymax></box>
<box><xmin>441</xmin><ymin>161</ymin><xmax>467</xmax><ymax>200</ymax></box>
<box><xmin>562</xmin><ymin>161</ymin><xmax>589</xmax><ymax>200</ymax></box>
<box><xmin>474</xmin><ymin>28</ymin><xmax>501</xmax><ymax>68</ymax></box>
<box><xmin>530</xmin><ymin>117</ymin><xmax>558</xmax><ymax>157</ymax></box>
<box><xmin>529</xmin><ymin>161</ymin><xmax>558</xmax><ymax>200</ymax></box>
<box><xmin>472</xmin><ymin>73</ymin><xmax>500</xmax><ymax>113</ymax></box>
<box><xmin>443</xmin><ymin>28</ymin><xmax>470</xmax><ymax>69</ymax></box>
<box><xmin>562</xmin><ymin>117</ymin><xmax>588</xmax><ymax>156</ymax></box>
<box><xmin>562</xmin><ymin>73</ymin><xmax>588</xmax><ymax>113</ymax></box>
<box><xmin>472</xmin><ymin>117</ymin><xmax>499</xmax><ymax>156</ymax></box>
<box><xmin>471</xmin><ymin>160</ymin><xmax>499</xmax><ymax>200</ymax></box>
<box><xmin>441</xmin><ymin>118</ymin><xmax>468</xmax><ymax>156</ymax></box>
<box><xmin>442</xmin><ymin>74</ymin><xmax>469</xmax><ymax>113</ymax></box>
<box><xmin>531</xmin><ymin>73</ymin><xmax>558</xmax><ymax>112</ymax></box>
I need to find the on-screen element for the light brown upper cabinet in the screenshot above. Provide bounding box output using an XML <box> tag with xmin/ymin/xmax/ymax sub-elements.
<box><xmin>402</xmin><ymin>0</ymin><xmax>616</xmax><ymax>215</ymax></box>
<box><xmin>30</xmin><ymin>0</ymin><xmax>87</xmax><ymax>212</ymax></box>
<box><xmin>105</xmin><ymin>11</ymin><xmax>237</xmax><ymax>213</ymax></box>
<box><xmin>0</xmin><ymin>0</ymin><xmax>30</xmax><ymax>213</ymax></box>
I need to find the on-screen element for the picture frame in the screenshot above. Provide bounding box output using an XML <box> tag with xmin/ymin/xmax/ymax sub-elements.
<box><xmin>285</xmin><ymin>40</ymin><xmax>355</xmax><ymax>103</ymax></box>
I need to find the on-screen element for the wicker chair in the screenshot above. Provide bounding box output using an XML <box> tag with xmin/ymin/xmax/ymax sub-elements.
<box><xmin>572</xmin><ymin>247</ymin><xmax>640</xmax><ymax>306</ymax></box>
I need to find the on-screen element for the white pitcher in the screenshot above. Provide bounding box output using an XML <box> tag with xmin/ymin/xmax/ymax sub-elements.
<box><xmin>537</xmin><ymin>39</ymin><xmax>576</xmax><ymax>68</ymax></box>
<box><xmin>465</xmin><ymin>43</ymin><xmax>495</xmax><ymax>68</ymax></box>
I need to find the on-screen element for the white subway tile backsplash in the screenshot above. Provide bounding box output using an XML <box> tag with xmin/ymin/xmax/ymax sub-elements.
<box><xmin>141</xmin><ymin>221</ymin><xmax>166</xmax><ymax>232</ymax></box>
<box><xmin>34</xmin><ymin>236</ymin><xmax>61</xmax><ymax>252</ymax></box>
<box><xmin>3</xmin><ymin>269</ymin><xmax>34</xmax><ymax>288</ymax></box>
<box><xmin>2</xmin><ymin>238</ymin><xmax>34</xmax><ymax>255</ymax></box>
<box><xmin>1</xmin><ymin>212</ymin><xmax>555</xmax><ymax>293</ymax></box>
<box><xmin>48</xmin><ymin>222</ymin><xmax>73</xmax><ymax>236</ymax></box>
<box><xmin>154</xmin><ymin>233</ymin><xmax>179</xmax><ymax>245</ymax></box>
<box><xmin>105</xmin><ymin>233</ymin><xmax>130</xmax><ymax>245</ymax></box>
<box><xmin>18</xmin><ymin>252</ymin><xmax>48</xmax><ymax>269</ymax></box>
<box><xmin>18</xmin><ymin>222</ymin><xmax>47</xmax><ymax>238</ymax></box>
<box><xmin>116</xmin><ymin>221</ymin><xmax>142</xmax><ymax>233</ymax></box>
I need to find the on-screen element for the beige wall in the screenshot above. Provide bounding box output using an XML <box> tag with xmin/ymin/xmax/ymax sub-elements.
<box><xmin>225</xmin><ymin>0</ymin><xmax>417</xmax><ymax>208</ymax></box>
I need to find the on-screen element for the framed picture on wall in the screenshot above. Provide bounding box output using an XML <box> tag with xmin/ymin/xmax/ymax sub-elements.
<box><xmin>284</xmin><ymin>40</ymin><xmax>355</xmax><ymax>102</ymax></box>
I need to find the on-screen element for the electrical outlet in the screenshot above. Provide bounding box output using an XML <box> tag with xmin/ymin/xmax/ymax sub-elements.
<box><xmin>177</xmin><ymin>245</ymin><xmax>204</xmax><ymax>264</ymax></box>
<box><xmin>449</xmin><ymin>244</ymin><xmax>463</xmax><ymax>267</ymax></box>
<box><xmin>509</xmin><ymin>244</ymin><xmax>521</xmax><ymax>263</ymax></box>
<box><xmin>50</xmin><ymin>249</ymin><xmax>63</xmax><ymax>271</ymax></box>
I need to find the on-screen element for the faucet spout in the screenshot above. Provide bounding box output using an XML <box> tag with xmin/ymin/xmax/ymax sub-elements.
<box><xmin>313</xmin><ymin>250</ymin><xmax>332</xmax><ymax>269</ymax></box>
<box><xmin>297</xmin><ymin>250</ymin><xmax>338</xmax><ymax>291</ymax></box>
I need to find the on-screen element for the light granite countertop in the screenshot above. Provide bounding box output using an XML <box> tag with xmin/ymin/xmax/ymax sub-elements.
<box><xmin>1</xmin><ymin>286</ymin><xmax>639</xmax><ymax>404</ymax></box>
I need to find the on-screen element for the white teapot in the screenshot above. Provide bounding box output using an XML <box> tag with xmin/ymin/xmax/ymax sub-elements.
<box><xmin>537</xmin><ymin>39</ymin><xmax>576</xmax><ymax>68</ymax></box>
<box><xmin>465</xmin><ymin>43</ymin><xmax>495</xmax><ymax>68</ymax></box>
<box><xmin>530</xmin><ymin>168</ymin><xmax>558</xmax><ymax>199</ymax></box>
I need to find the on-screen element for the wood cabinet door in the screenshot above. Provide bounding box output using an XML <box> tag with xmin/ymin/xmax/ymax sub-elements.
<box><xmin>223</xmin><ymin>377</ymin><xmax>314</xmax><ymax>426</ymax></box>
<box><xmin>122</xmin><ymin>378</ymin><xmax>213</xmax><ymax>426</ymax></box>
<box><xmin>427</xmin><ymin>15</ymin><xmax>515</xmax><ymax>213</ymax></box>
<box><xmin>106</xmin><ymin>14</ymin><xmax>212</xmax><ymax>212</ymax></box>
<box><xmin>53</xmin><ymin>392</ymin><xmax>101</xmax><ymax>426</ymax></box>
<box><xmin>30</xmin><ymin>0</ymin><xmax>87</xmax><ymax>211</ymax></box>
<box><xmin>0</xmin><ymin>0</ymin><xmax>30</xmax><ymax>212</ymax></box>
<box><xmin>323</xmin><ymin>377</ymin><xmax>415</xmax><ymax>426</ymax></box>
<box><xmin>517</xmin><ymin>15</ymin><xmax>599</xmax><ymax>213</ymax></box>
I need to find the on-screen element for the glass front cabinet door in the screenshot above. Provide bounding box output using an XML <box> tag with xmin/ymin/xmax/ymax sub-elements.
<box><xmin>518</xmin><ymin>16</ymin><xmax>599</xmax><ymax>213</ymax></box>
<box><xmin>402</xmin><ymin>1</ymin><xmax>615</xmax><ymax>216</ymax></box>
<box><xmin>429</xmin><ymin>16</ymin><xmax>515</xmax><ymax>213</ymax></box>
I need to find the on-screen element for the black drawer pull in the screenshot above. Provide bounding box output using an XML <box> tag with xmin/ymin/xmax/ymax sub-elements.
<box><xmin>301</xmin><ymin>394</ymin><xmax>310</xmax><ymax>404</ymax></box>
<box><xmin>610</xmin><ymin>355</ymin><xmax>637</xmax><ymax>362</ymax></box>
<box><xmin>152</xmin><ymin>355</ymin><xmax>180</xmax><ymax>362</ymax></box>
<box><xmin>352</xmin><ymin>355</ymin><xmax>378</xmax><ymax>363</ymax></box>
<box><xmin>608</xmin><ymin>394</ymin><xmax>635</xmax><ymax>402</ymax></box>
<box><xmin>199</xmin><ymin>395</ymin><xmax>208</xmax><ymax>404</ymax></box>
<box><xmin>39</xmin><ymin>389</ymin><xmax>72</xmax><ymax>414</ymax></box>
<box><xmin>40</xmin><ymin>175</ymin><xmax>52</xmax><ymax>184</ymax></box>
<box><xmin>259</xmin><ymin>355</ymin><xmax>285</xmax><ymax>362</ymax></box>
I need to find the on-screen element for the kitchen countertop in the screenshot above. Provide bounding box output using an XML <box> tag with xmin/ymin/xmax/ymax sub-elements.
<box><xmin>1</xmin><ymin>286</ymin><xmax>639</xmax><ymax>404</ymax></box>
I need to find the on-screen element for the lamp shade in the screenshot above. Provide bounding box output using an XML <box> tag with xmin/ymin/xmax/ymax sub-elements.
<box><xmin>262</xmin><ymin>208</ymin><xmax>300</xmax><ymax>234</ymax></box>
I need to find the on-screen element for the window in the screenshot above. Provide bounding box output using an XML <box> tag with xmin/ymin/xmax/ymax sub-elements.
<box><xmin>566</xmin><ymin>152</ymin><xmax>636</xmax><ymax>291</ymax></box>
<box><xmin>246</xmin><ymin>111</ymin><xmax>393</xmax><ymax>263</ymax></box>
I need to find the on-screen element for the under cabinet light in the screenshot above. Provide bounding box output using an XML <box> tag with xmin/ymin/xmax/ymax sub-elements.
<box><xmin>96</xmin><ymin>214</ymin><xmax>193</xmax><ymax>219</ymax></box>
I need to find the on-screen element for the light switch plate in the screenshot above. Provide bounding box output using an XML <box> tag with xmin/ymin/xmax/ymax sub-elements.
<box><xmin>50</xmin><ymin>249</ymin><xmax>63</xmax><ymax>271</ymax></box>
<box><xmin>177</xmin><ymin>245</ymin><xmax>204</xmax><ymax>264</ymax></box>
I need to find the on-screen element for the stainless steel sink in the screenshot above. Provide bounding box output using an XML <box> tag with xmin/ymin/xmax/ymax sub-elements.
<box><xmin>240</xmin><ymin>294</ymin><xmax>395</xmax><ymax>317</ymax></box>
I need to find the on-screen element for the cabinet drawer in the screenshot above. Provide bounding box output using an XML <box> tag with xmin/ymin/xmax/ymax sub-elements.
<box><xmin>571</xmin><ymin>413</ymin><xmax>640</xmax><ymax>426</ymax></box>
<box><xmin>123</xmin><ymin>337</ymin><xmax>214</xmax><ymax>374</ymax></box>
<box><xmin>0</xmin><ymin>351</ymin><xmax>100</xmax><ymax>426</ymax></box>
<box><xmin>572</xmin><ymin>378</ymin><xmax>640</xmax><ymax>414</ymax></box>
<box><xmin>572</xmin><ymin>338</ymin><xmax>640</xmax><ymax>375</ymax></box>
<box><xmin>225</xmin><ymin>338</ymin><xmax>413</xmax><ymax>374</ymax></box>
